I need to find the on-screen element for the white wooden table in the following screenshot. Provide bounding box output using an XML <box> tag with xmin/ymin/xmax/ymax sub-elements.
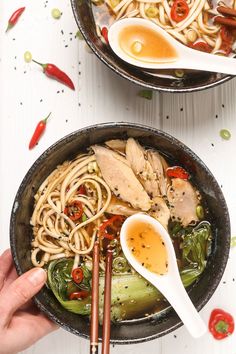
<box><xmin>1</xmin><ymin>1</ymin><xmax>236</xmax><ymax>353</ymax></box>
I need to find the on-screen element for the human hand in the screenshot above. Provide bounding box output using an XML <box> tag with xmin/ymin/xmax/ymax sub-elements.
<box><xmin>0</xmin><ymin>249</ymin><xmax>58</xmax><ymax>354</ymax></box>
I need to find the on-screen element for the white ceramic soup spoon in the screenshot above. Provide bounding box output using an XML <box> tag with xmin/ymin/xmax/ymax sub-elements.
<box><xmin>120</xmin><ymin>213</ymin><xmax>207</xmax><ymax>338</ymax></box>
<box><xmin>108</xmin><ymin>17</ymin><xmax>236</xmax><ymax>75</ymax></box>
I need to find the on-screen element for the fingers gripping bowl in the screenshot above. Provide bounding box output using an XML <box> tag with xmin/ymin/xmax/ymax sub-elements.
<box><xmin>10</xmin><ymin>123</ymin><xmax>230</xmax><ymax>343</ymax></box>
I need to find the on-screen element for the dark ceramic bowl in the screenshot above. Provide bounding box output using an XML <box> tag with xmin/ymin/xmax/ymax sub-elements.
<box><xmin>70</xmin><ymin>0</ymin><xmax>233</xmax><ymax>93</ymax></box>
<box><xmin>10</xmin><ymin>123</ymin><xmax>230</xmax><ymax>343</ymax></box>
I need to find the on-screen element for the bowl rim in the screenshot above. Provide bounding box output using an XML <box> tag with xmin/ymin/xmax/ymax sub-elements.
<box><xmin>70</xmin><ymin>0</ymin><xmax>233</xmax><ymax>93</ymax></box>
<box><xmin>10</xmin><ymin>122</ymin><xmax>231</xmax><ymax>343</ymax></box>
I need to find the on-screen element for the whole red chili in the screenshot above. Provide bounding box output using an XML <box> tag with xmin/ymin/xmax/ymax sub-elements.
<box><xmin>209</xmin><ymin>308</ymin><xmax>234</xmax><ymax>340</ymax></box>
<box><xmin>166</xmin><ymin>166</ymin><xmax>190</xmax><ymax>179</ymax></box>
<box><xmin>72</xmin><ymin>267</ymin><xmax>84</xmax><ymax>284</ymax></box>
<box><xmin>170</xmin><ymin>0</ymin><xmax>189</xmax><ymax>23</ymax></box>
<box><xmin>6</xmin><ymin>7</ymin><xmax>25</xmax><ymax>32</ymax></box>
<box><xmin>101</xmin><ymin>27</ymin><xmax>109</xmax><ymax>44</ymax></box>
<box><xmin>32</xmin><ymin>59</ymin><xmax>75</xmax><ymax>90</ymax></box>
<box><xmin>29</xmin><ymin>112</ymin><xmax>51</xmax><ymax>150</ymax></box>
<box><xmin>69</xmin><ymin>291</ymin><xmax>89</xmax><ymax>300</ymax></box>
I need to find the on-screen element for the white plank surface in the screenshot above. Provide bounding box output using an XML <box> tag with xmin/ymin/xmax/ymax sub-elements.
<box><xmin>0</xmin><ymin>1</ymin><xmax>236</xmax><ymax>353</ymax></box>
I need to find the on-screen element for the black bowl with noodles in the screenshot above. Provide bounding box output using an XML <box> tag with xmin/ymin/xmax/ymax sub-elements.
<box><xmin>10</xmin><ymin>122</ymin><xmax>230</xmax><ymax>343</ymax></box>
<box><xmin>70</xmin><ymin>0</ymin><xmax>233</xmax><ymax>93</ymax></box>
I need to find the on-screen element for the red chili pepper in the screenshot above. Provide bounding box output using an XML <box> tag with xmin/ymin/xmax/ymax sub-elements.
<box><xmin>29</xmin><ymin>112</ymin><xmax>51</xmax><ymax>150</ymax></box>
<box><xmin>166</xmin><ymin>166</ymin><xmax>190</xmax><ymax>179</ymax></box>
<box><xmin>6</xmin><ymin>7</ymin><xmax>25</xmax><ymax>32</ymax></box>
<box><xmin>170</xmin><ymin>0</ymin><xmax>189</xmax><ymax>22</ymax></box>
<box><xmin>32</xmin><ymin>59</ymin><xmax>75</xmax><ymax>90</ymax></box>
<box><xmin>220</xmin><ymin>26</ymin><xmax>233</xmax><ymax>55</ymax></box>
<box><xmin>209</xmin><ymin>308</ymin><xmax>234</xmax><ymax>340</ymax></box>
<box><xmin>189</xmin><ymin>41</ymin><xmax>212</xmax><ymax>53</ymax></box>
<box><xmin>69</xmin><ymin>290</ymin><xmax>89</xmax><ymax>300</ymax></box>
<box><xmin>99</xmin><ymin>215</ymin><xmax>124</xmax><ymax>240</ymax></box>
<box><xmin>220</xmin><ymin>41</ymin><xmax>232</xmax><ymax>55</ymax></box>
<box><xmin>220</xmin><ymin>26</ymin><xmax>233</xmax><ymax>43</ymax></box>
<box><xmin>78</xmin><ymin>184</ymin><xmax>87</xmax><ymax>195</ymax></box>
<box><xmin>101</xmin><ymin>27</ymin><xmax>109</xmax><ymax>44</ymax></box>
<box><xmin>64</xmin><ymin>200</ymin><xmax>83</xmax><ymax>221</ymax></box>
<box><xmin>71</xmin><ymin>267</ymin><xmax>84</xmax><ymax>284</ymax></box>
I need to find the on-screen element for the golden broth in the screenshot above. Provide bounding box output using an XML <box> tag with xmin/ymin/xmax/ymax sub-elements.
<box><xmin>119</xmin><ymin>25</ymin><xmax>178</xmax><ymax>63</ymax></box>
<box><xmin>126</xmin><ymin>221</ymin><xmax>168</xmax><ymax>275</ymax></box>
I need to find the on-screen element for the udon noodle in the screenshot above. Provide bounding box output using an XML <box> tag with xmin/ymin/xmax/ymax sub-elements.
<box><xmin>30</xmin><ymin>153</ymin><xmax>111</xmax><ymax>270</ymax></box>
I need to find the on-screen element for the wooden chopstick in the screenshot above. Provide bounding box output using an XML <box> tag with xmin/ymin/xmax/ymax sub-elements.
<box><xmin>101</xmin><ymin>249</ymin><xmax>113</xmax><ymax>354</ymax></box>
<box><xmin>90</xmin><ymin>241</ymin><xmax>100</xmax><ymax>354</ymax></box>
<box><xmin>214</xmin><ymin>6</ymin><xmax>236</xmax><ymax>27</ymax></box>
<box><xmin>214</xmin><ymin>15</ymin><xmax>236</xmax><ymax>27</ymax></box>
<box><xmin>217</xmin><ymin>6</ymin><xmax>236</xmax><ymax>18</ymax></box>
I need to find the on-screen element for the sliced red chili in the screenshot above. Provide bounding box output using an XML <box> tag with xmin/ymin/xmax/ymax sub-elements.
<box><xmin>209</xmin><ymin>308</ymin><xmax>234</xmax><ymax>340</ymax></box>
<box><xmin>64</xmin><ymin>201</ymin><xmax>83</xmax><ymax>221</ymax></box>
<box><xmin>99</xmin><ymin>215</ymin><xmax>124</xmax><ymax>240</ymax></box>
<box><xmin>101</xmin><ymin>27</ymin><xmax>109</xmax><ymax>44</ymax></box>
<box><xmin>69</xmin><ymin>290</ymin><xmax>89</xmax><ymax>300</ymax></box>
<box><xmin>170</xmin><ymin>0</ymin><xmax>189</xmax><ymax>23</ymax></box>
<box><xmin>72</xmin><ymin>267</ymin><xmax>84</xmax><ymax>284</ymax></box>
<box><xmin>166</xmin><ymin>166</ymin><xmax>189</xmax><ymax>179</ymax></box>
<box><xmin>78</xmin><ymin>184</ymin><xmax>87</xmax><ymax>195</ymax></box>
<box><xmin>189</xmin><ymin>41</ymin><xmax>212</xmax><ymax>53</ymax></box>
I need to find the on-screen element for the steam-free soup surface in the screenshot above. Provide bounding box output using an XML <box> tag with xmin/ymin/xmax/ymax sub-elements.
<box><xmin>126</xmin><ymin>221</ymin><xmax>168</xmax><ymax>275</ymax></box>
<box><xmin>119</xmin><ymin>25</ymin><xmax>178</xmax><ymax>63</ymax></box>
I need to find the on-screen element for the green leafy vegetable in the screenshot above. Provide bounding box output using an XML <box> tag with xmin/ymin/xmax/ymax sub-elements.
<box><xmin>179</xmin><ymin>221</ymin><xmax>212</xmax><ymax>287</ymax></box>
<box><xmin>47</xmin><ymin>258</ymin><xmax>161</xmax><ymax>321</ymax></box>
<box><xmin>47</xmin><ymin>222</ymin><xmax>212</xmax><ymax>321</ymax></box>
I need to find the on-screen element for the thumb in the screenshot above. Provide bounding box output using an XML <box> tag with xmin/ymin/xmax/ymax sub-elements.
<box><xmin>0</xmin><ymin>267</ymin><xmax>46</xmax><ymax>328</ymax></box>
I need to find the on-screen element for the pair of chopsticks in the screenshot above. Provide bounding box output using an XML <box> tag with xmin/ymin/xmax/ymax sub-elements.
<box><xmin>214</xmin><ymin>5</ymin><xmax>236</xmax><ymax>27</ymax></box>
<box><xmin>90</xmin><ymin>241</ymin><xmax>113</xmax><ymax>354</ymax></box>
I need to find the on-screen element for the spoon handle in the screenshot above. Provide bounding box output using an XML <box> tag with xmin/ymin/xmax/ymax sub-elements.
<box><xmin>160</xmin><ymin>279</ymin><xmax>207</xmax><ymax>338</ymax></box>
<box><xmin>178</xmin><ymin>49</ymin><xmax>236</xmax><ymax>76</ymax></box>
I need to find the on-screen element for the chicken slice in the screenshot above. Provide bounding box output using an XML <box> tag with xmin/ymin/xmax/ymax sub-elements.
<box><xmin>147</xmin><ymin>150</ymin><xmax>167</xmax><ymax>196</ymax></box>
<box><xmin>167</xmin><ymin>178</ymin><xmax>199</xmax><ymax>227</ymax></box>
<box><xmin>149</xmin><ymin>196</ymin><xmax>170</xmax><ymax>230</ymax></box>
<box><xmin>92</xmin><ymin>145</ymin><xmax>151</xmax><ymax>211</ymax></box>
<box><xmin>106</xmin><ymin>196</ymin><xmax>139</xmax><ymax>216</ymax></box>
<box><xmin>126</xmin><ymin>138</ymin><xmax>160</xmax><ymax>198</ymax></box>
<box><xmin>105</xmin><ymin>139</ymin><xmax>126</xmax><ymax>154</ymax></box>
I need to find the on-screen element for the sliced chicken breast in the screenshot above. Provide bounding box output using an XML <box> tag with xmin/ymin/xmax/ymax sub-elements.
<box><xmin>167</xmin><ymin>178</ymin><xmax>199</xmax><ymax>227</ymax></box>
<box><xmin>150</xmin><ymin>196</ymin><xmax>170</xmax><ymax>230</ymax></box>
<box><xmin>92</xmin><ymin>145</ymin><xmax>151</xmax><ymax>211</ymax></box>
<box><xmin>126</xmin><ymin>138</ymin><xmax>160</xmax><ymax>198</ymax></box>
<box><xmin>106</xmin><ymin>196</ymin><xmax>139</xmax><ymax>216</ymax></box>
<box><xmin>147</xmin><ymin>150</ymin><xmax>167</xmax><ymax>196</ymax></box>
<box><xmin>105</xmin><ymin>139</ymin><xmax>126</xmax><ymax>154</ymax></box>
